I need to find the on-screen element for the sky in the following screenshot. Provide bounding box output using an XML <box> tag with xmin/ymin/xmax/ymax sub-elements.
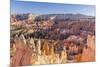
<box><xmin>10</xmin><ymin>0</ymin><xmax>95</xmax><ymax>16</ymax></box>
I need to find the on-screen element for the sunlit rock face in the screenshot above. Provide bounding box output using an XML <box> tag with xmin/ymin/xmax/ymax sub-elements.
<box><xmin>87</xmin><ymin>35</ymin><xmax>95</xmax><ymax>50</ymax></box>
<box><xmin>10</xmin><ymin>35</ymin><xmax>95</xmax><ymax>66</ymax></box>
<box><xmin>81</xmin><ymin>35</ymin><xmax>95</xmax><ymax>62</ymax></box>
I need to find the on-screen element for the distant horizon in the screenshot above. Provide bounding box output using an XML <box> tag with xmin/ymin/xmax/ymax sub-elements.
<box><xmin>11</xmin><ymin>13</ymin><xmax>95</xmax><ymax>17</ymax></box>
<box><xmin>11</xmin><ymin>0</ymin><xmax>95</xmax><ymax>16</ymax></box>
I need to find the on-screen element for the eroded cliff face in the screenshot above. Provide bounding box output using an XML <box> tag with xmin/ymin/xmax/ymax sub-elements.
<box><xmin>10</xmin><ymin>35</ymin><xmax>95</xmax><ymax>66</ymax></box>
<box><xmin>87</xmin><ymin>35</ymin><xmax>95</xmax><ymax>50</ymax></box>
<box><xmin>81</xmin><ymin>35</ymin><xmax>95</xmax><ymax>62</ymax></box>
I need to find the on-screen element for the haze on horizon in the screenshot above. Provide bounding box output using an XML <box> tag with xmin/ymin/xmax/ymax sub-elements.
<box><xmin>11</xmin><ymin>0</ymin><xmax>95</xmax><ymax>16</ymax></box>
